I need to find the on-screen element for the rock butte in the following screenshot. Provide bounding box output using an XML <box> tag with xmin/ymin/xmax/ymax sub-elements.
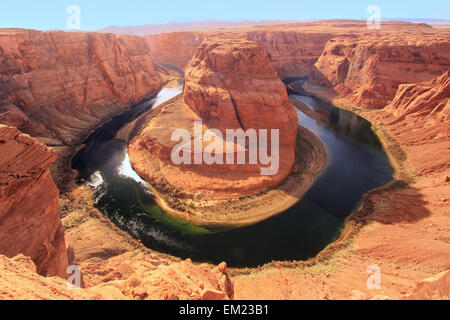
<box><xmin>0</xmin><ymin>20</ymin><xmax>449</xmax><ymax>299</ymax></box>
<box><xmin>131</xmin><ymin>39</ymin><xmax>299</xmax><ymax>198</ymax></box>
<box><xmin>128</xmin><ymin>39</ymin><xmax>327</xmax><ymax>226</ymax></box>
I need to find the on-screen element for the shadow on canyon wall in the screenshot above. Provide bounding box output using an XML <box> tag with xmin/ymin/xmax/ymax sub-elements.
<box><xmin>358</xmin><ymin>180</ymin><xmax>431</xmax><ymax>225</ymax></box>
<box><xmin>285</xmin><ymin>77</ymin><xmax>432</xmax><ymax>227</ymax></box>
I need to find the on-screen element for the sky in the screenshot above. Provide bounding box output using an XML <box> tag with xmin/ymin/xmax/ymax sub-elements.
<box><xmin>0</xmin><ymin>0</ymin><xmax>448</xmax><ymax>31</ymax></box>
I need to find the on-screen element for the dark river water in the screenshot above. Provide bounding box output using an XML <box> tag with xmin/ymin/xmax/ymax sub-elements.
<box><xmin>72</xmin><ymin>82</ymin><xmax>394</xmax><ymax>268</ymax></box>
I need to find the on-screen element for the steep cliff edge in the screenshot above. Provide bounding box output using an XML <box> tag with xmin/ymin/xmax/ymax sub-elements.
<box><xmin>145</xmin><ymin>31</ymin><xmax>206</xmax><ymax>71</ymax></box>
<box><xmin>372</xmin><ymin>71</ymin><xmax>449</xmax><ymax>177</ymax></box>
<box><xmin>0</xmin><ymin>29</ymin><xmax>168</xmax><ymax>146</ymax></box>
<box><xmin>251</xmin><ymin>71</ymin><xmax>450</xmax><ymax>300</ymax></box>
<box><xmin>0</xmin><ymin>125</ymin><xmax>68</xmax><ymax>278</ymax></box>
<box><xmin>0</xmin><ymin>125</ymin><xmax>235</xmax><ymax>300</ymax></box>
<box><xmin>129</xmin><ymin>39</ymin><xmax>326</xmax><ymax>226</ymax></box>
<box><xmin>145</xmin><ymin>29</ymin><xmax>333</xmax><ymax>78</ymax></box>
<box><xmin>383</xmin><ymin>71</ymin><xmax>449</xmax><ymax>128</ymax></box>
<box><xmin>144</xmin><ymin>21</ymin><xmax>446</xmax><ymax>84</ymax></box>
<box><xmin>315</xmin><ymin>34</ymin><xmax>450</xmax><ymax>108</ymax></box>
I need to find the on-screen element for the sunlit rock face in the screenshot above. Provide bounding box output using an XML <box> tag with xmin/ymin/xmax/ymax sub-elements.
<box><xmin>183</xmin><ymin>38</ymin><xmax>298</xmax><ymax>169</ymax></box>
<box><xmin>0</xmin><ymin>29</ymin><xmax>167</xmax><ymax>145</ymax></box>
<box><xmin>129</xmin><ymin>39</ymin><xmax>299</xmax><ymax>200</ymax></box>
<box><xmin>145</xmin><ymin>32</ymin><xmax>206</xmax><ymax>71</ymax></box>
<box><xmin>315</xmin><ymin>34</ymin><xmax>450</xmax><ymax>108</ymax></box>
<box><xmin>145</xmin><ymin>29</ymin><xmax>333</xmax><ymax>78</ymax></box>
<box><xmin>0</xmin><ymin>125</ymin><xmax>68</xmax><ymax>278</ymax></box>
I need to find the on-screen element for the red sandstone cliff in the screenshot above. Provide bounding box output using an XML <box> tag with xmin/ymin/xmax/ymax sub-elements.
<box><xmin>384</xmin><ymin>71</ymin><xmax>449</xmax><ymax>126</ymax></box>
<box><xmin>0</xmin><ymin>29</ymin><xmax>167</xmax><ymax>145</ymax></box>
<box><xmin>184</xmin><ymin>39</ymin><xmax>298</xmax><ymax>146</ymax></box>
<box><xmin>373</xmin><ymin>71</ymin><xmax>449</xmax><ymax>176</ymax></box>
<box><xmin>145</xmin><ymin>29</ymin><xmax>333</xmax><ymax>78</ymax></box>
<box><xmin>244</xmin><ymin>30</ymin><xmax>333</xmax><ymax>78</ymax></box>
<box><xmin>144</xmin><ymin>22</ymin><xmax>449</xmax><ymax>107</ymax></box>
<box><xmin>146</xmin><ymin>31</ymin><xmax>333</xmax><ymax>79</ymax></box>
<box><xmin>145</xmin><ymin>32</ymin><xmax>206</xmax><ymax>71</ymax></box>
<box><xmin>315</xmin><ymin>34</ymin><xmax>450</xmax><ymax>108</ymax></box>
<box><xmin>0</xmin><ymin>21</ymin><xmax>448</xmax><ymax>300</ymax></box>
<box><xmin>0</xmin><ymin>125</ymin><xmax>68</xmax><ymax>278</ymax></box>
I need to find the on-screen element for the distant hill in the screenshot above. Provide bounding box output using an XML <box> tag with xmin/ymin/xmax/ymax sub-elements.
<box><xmin>94</xmin><ymin>19</ymin><xmax>450</xmax><ymax>35</ymax></box>
<box><xmin>95</xmin><ymin>20</ymin><xmax>302</xmax><ymax>35</ymax></box>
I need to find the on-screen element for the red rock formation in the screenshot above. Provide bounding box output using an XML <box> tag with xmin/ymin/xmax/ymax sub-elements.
<box><xmin>184</xmin><ymin>39</ymin><xmax>298</xmax><ymax>145</ymax></box>
<box><xmin>407</xmin><ymin>270</ymin><xmax>450</xmax><ymax>300</ymax></box>
<box><xmin>384</xmin><ymin>71</ymin><xmax>449</xmax><ymax>124</ymax></box>
<box><xmin>373</xmin><ymin>72</ymin><xmax>449</xmax><ymax>178</ymax></box>
<box><xmin>0</xmin><ymin>125</ymin><xmax>68</xmax><ymax>278</ymax></box>
<box><xmin>1</xmin><ymin>20</ymin><xmax>449</xmax><ymax>300</ymax></box>
<box><xmin>130</xmin><ymin>39</ymin><xmax>299</xmax><ymax>202</ymax></box>
<box><xmin>145</xmin><ymin>32</ymin><xmax>206</xmax><ymax>71</ymax></box>
<box><xmin>0</xmin><ymin>252</ymin><xmax>235</xmax><ymax>300</ymax></box>
<box><xmin>0</xmin><ymin>29</ymin><xmax>167</xmax><ymax>145</ymax></box>
<box><xmin>244</xmin><ymin>30</ymin><xmax>333</xmax><ymax>78</ymax></box>
<box><xmin>145</xmin><ymin>21</ymin><xmax>449</xmax><ymax>101</ymax></box>
<box><xmin>145</xmin><ymin>30</ymin><xmax>333</xmax><ymax>78</ymax></box>
<box><xmin>315</xmin><ymin>34</ymin><xmax>450</xmax><ymax>108</ymax></box>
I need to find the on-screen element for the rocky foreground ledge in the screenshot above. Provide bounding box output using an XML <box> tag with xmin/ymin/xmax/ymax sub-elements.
<box><xmin>129</xmin><ymin>39</ymin><xmax>327</xmax><ymax>226</ymax></box>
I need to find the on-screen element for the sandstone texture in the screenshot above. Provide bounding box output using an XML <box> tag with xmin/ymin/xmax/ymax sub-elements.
<box><xmin>0</xmin><ymin>29</ymin><xmax>167</xmax><ymax>145</ymax></box>
<box><xmin>0</xmin><ymin>125</ymin><xmax>68</xmax><ymax>277</ymax></box>
<box><xmin>1</xmin><ymin>20</ymin><xmax>449</xmax><ymax>300</ymax></box>
<box><xmin>130</xmin><ymin>40</ymin><xmax>298</xmax><ymax>199</ymax></box>
<box><xmin>241</xmin><ymin>69</ymin><xmax>450</xmax><ymax>301</ymax></box>
<box><xmin>0</xmin><ymin>252</ymin><xmax>234</xmax><ymax>300</ymax></box>
<box><xmin>127</xmin><ymin>39</ymin><xmax>322</xmax><ymax>226</ymax></box>
<box><xmin>315</xmin><ymin>34</ymin><xmax>450</xmax><ymax>108</ymax></box>
<box><xmin>1</xmin><ymin>182</ymin><xmax>235</xmax><ymax>300</ymax></box>
<box><xmin>146</xmin><ymin>32</ymin><xmax>206</xmax><ymax>71</ymax></box>
<box><xmin>145</xmin><ymin>20</ymin><xmax>448</xmax><ymax>83</ymax></box>
<box><xmin>408</xmin><ymin>270</ymin><xmax>450</xmax><ymax>300</ymax></box>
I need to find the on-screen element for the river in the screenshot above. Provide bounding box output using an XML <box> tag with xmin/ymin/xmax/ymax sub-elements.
<box><xmin>72</xmin><ymin>81</ymin><xmax>394</xmax><ymax>268</ymax></box>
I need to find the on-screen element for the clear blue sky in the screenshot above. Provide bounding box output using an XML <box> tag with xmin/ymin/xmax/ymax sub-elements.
<box><xmin>0</xmin><ymin>0</ymin><xmax>448</xmax><ymax>31</ymax></box>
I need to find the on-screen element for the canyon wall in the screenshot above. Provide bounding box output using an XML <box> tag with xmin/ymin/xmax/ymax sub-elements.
<box><xmin>374</xmin><ymin>71</ymin><xmax>449</xmax><ymax>175</ymax></box>
<box><xmin>315</xmin><ymin>34</ymin><xmax>450</xmax><ymax>108</ymax></box>
<box><xmin>384</xmin><ymin>71</ymin><xmax>449</xmax><ymax>126</ymax></box>
<box><xmin>144</xmin><ymin>22</ymin><xmax>449</xmax><ymax>109</ymax></box>
<box><xmin>0</xmin><ymin>125</ymin><xmax>68</xmax><ymax>278</ymax></box>
<box><xmin>183</xmin><ymin>38</ymin><xmax>298</xmax><ymax>168</ymax></box>
<box><xmin>244</xmin><ymin>30</ymin><xmax>334</xmax><ymax>78</ymax></box>
<box><xmin>145</xmin><ymin>29</ymin><xmax>334</xmax><ymax>77</ymax></box>
<box><xmin>0</xmin><ymin>29</ymin><xmax>167</xmax><ymax>145</ymax></box>
<box><xmin>145</xmin><ymin>32</ymin><xmax>206</xmax><ymax>71</ymax></box>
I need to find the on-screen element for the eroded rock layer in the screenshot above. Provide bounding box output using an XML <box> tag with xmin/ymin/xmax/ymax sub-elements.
<box><xmin>0</xmin><ymin>125</ymin><xmax>68</xmax><ymax>277</ymax></box>
<box><xmin>0</xmin><ymin>29</ymin><xmax>167</xmax><ymax>145</ymax></box>
<box><xmin>145</xmin><ymin>21</ymin><xmax>449</xmax><ymax>108</ymax></box>
<box><xmin>315</xmin><ymin>34</ymin><xmax>450</xmax><ymax>108</ymax></box>
<box><xmin>130</xmin><ymin>39</ymin><xmax>298</xmax><ymax>201</ymax></box>
<box><xmin>146</xmin><ymin>31</ymin><xmax>206</xmax><ymax>71</ymax></box>
<box><xmin>0</xmin><ymin>253</ymin><xmax>234</xmax><ymax>300</ymax></box>
<box><xmin>183</xmin><ymin>39</ymin><xmax>298</xmax><ymax>163</ymax></box>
